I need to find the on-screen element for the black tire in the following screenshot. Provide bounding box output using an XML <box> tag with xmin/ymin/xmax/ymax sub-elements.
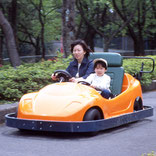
<box><xmin>83</xmin><ymin>108</ymin><xmax>103</xmax><ymax>136</ymax></box>
<box><xmin>83</xmin><ymin>108</ymin><xmax>102</xmax><ymax>121</ymax></box>
<box><xmin>134</xmin><ymin>97</ymin><xmax>143</xmax><ymax>111</ymax></box>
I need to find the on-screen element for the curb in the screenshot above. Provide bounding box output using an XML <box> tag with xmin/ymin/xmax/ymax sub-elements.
<box><xmin>0</xmin><ymin>102</ymin><xmax>18</xmax><ymax>124</ymax></box>
<box><xmin>142</xmin><ymin>80</ymin><xmax>156</xmax><ymax>92</ymax></box>
<box><xmin>0</xmin><ymin>81</ymin><xmax>156</xmax><ymax>124</ymax></box>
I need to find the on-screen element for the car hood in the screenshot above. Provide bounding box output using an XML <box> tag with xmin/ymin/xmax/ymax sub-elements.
<box><xmin>19</xmin><ymin>82</ymin><xmax>100</xmax><ymax>120</ymax></box>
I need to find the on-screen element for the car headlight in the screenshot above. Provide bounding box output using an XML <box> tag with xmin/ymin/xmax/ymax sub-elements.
<box><xmin>21</xmin><ymin>98</ymin><xmax>33</xmax><ymax>113</ymax></box>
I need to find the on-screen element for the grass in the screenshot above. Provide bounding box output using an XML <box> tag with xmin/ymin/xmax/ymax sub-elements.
<box><xmin>0</xmin><ymin>100</ymin><xmax>16</xmax><ymax>105</ymax></box>
<box><xmin>142</xmin><ymin>151</ymin><xmax>156</xmax><ymax>156</ymax></box>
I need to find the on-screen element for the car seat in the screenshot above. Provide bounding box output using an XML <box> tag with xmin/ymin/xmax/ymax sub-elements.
<box><xmin>89</xmin><ymin>52</ymin><xmax>124</xmax><ymax>95</ymax></box>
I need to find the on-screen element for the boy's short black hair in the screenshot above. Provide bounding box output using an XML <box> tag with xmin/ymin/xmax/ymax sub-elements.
<box><xmin>93</xmin><ymin>58</ymin><xmax>108</xmax><ymax>70</ymax></box>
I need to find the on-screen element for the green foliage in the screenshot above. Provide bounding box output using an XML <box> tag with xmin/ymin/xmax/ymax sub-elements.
<box><xmin>76</xmin><ymin>0</ymin><xmax>115</xmax><ymax>36</ymax></box>
<box><xmin>16</xmin><ymin>0</ymin><xmax>62</xmax><ymax>50</ymax></box>
<box><xmin>0</xmin><ymin>53</ymin><xmax>72</xmax><ymax>101</ymax></box>
<box><xmin>123</xmin><ymin>55</ymin><xmax>156</xmax><ymax>85</ymax></box>
<box><xmin>142</xmin><ymin>151</ymin><xmax>156</xmax><ymax>156</ymax></box>
<box><xmin>0</xmin><ymin>54</ymin><xmax>155</xmax><ymax>101</ymax></box>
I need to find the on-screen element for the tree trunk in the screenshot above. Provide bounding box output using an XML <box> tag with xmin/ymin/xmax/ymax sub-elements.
<box><xmin>103</xmin><ymin>37</ymin><xmax>109</xmax><ymax>52</ymax></box>
<box><xmin>38</xmin><ymin>0</ymin><xmax>46</xmax><ymax>59</ymax></box>
<box><xmin>104</xmin><ymin>43</ymin><xmax>109</xmax><ymax>52</ymax></box>
<box><xmin>0</xmin><ymin>10</ymin><xmax>20</xmax><ymax>67</ymax></box>
<box><xmin>0</xmin><ymin>35</ymin><xmax>3</xmax><ymax>66</ymax></box>
<box><xmin>8</xmin><ymin>0</ymin><xmax>19</xmax><ymax>52</ymax></box>
<box><xmin>62</xmin><ymin>0</ymin><xmax>75</xmax><ymax>57</ymax></box>
<box><xmin>41</xmin><ymin>25</ymin><xmax>45</xmax><ymax>59</ymax></box>
<box><xmin>35</xmin><ymin>36</ymin><xmax>41</xmax><ymax>55</ymax></box>
<box><xmin>84</xmin><ymin>26</ymin><xmax>95</xmax><ymax>51</ymax></box>
<box><xmin>133</xmin><ymin>37</ymin><xmax>145</xmax><ymax>56</ymax></box>
<box><xmin>8</xmin><ymin>0</ymin><xmax>17</xmax><ymax>35</ymax></box>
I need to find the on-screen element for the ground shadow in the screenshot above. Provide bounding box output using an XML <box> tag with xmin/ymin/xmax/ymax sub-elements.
<box><xmin>2</xmin><ymin>118</ymin><xmax>153</xmax><ymax>140</ymax></box>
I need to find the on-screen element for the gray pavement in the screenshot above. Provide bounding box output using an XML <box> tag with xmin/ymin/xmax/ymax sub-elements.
<box><xmin>0</xmin><ymin>102</ymin><xmax>18</xmax><ymax>124</ymax></box>
<box><xmin>0</xmin><ymin>90</ymin><xmax>156</xmax><ymax>156</ymax></box>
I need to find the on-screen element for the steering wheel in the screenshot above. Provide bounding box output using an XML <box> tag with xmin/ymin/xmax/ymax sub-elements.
<box><xmin>53</xmin><ymin>70</ymin><xmax>72</xmax><ymax>82</ymax></box>
<box><xmin>77</xmin><ymin>81</ymin><xmax>90</xmax><ymax>86</ymax></box>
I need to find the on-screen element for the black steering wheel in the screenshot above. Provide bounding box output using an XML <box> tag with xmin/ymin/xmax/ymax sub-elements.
<box><xmin>53</xmin><ymin>70</ymin><xmax>72</xmax><ymax>82</ymax></box>
<box><xmin>77</xmin><ymin>81</ymin><xmax>90</xmax><ymax>86</ymax></box>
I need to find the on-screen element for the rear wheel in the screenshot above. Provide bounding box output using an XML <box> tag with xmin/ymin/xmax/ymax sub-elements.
<box><xmin>134</xmin><ymin>97</ymin><xmax>143</xmax><ymax>111</ymax></box>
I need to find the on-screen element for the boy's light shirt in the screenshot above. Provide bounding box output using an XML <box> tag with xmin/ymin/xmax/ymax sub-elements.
<box><xmin>86</xmin><ymin>73</ymin><xmax>111</xmax><ymax>91</ymax></box>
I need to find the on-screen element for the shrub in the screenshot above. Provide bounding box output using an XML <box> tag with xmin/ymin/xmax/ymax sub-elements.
<box><xmin>142</xmin><ymin>151</ymin><xmax>156</xmax><ymax>156</ymax></box>
<box><xmin>123</xmin><ymin>55</ymin><xmax>156</xmax><ymax>85</ymax></box>
<box><xmin>0</xmin><ymin>54</ymin><xmax>155</xmax><ymax>101</ymax></box>
<box><xmin>0</xmin><ymin>54</ymin><xmax>72</xmax><ymax>101</ymax></box>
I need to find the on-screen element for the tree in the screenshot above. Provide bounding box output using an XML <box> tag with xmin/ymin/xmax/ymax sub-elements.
<box><xmin>0</xmin><ymin>9</ymin><xmax>20</xmax><ymax>67</ymax></box>
<box><xmin>28</xmin><ymin>0</ymin><xmax>47</xmax><ymax>59</ymax></box>
<box><xmin>62</xmin><ymin>0</ymin><xmax>76</xmax><ymax>57</ymax></box>
<box><xmin>76</xmin><ymin>0</ymin><xmax>132</xmax><ymax>52</ymax></box>
<box><xmin>146</xmin><ymin>0</ymin><xmax>156</xmax><ymax>49</ymax></box>
<box><xmin>17</xmin><ymin>0</ymin><xmax>61</xmax><ymax>57</ymax></box>
<box><xmin>0</xmin><ymin>0</ymin><xmax>62</xmax><ymax>63</ymax></box>
<box><xmin>8</xmin><ymin>0</ymin><xmax>17</xmax><ymax>37</ymax></box>
<box><xmin>75</xmin><ymin>0</ymin><xmax>156</xmax><ymax>54</ymax></box>
<box><xmin>112</xmin><ymin>0</ymin><xmax>155</xmax><ymax>55</ymax></box>
<box><xmin>0</xmin><ymin>32</ymin><xmax>3</xmax><ymax>66</ymax></box>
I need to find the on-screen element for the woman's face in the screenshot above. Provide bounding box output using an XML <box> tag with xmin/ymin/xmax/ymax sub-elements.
<box><xmin>72</xmin><ymin>44</ymin><xmax>86</xmax><ymax>63</ymax></box>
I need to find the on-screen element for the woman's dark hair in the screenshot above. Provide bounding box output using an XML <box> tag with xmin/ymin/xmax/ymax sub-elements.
<box><xmin>71</xmin><ymin>39</ymin><xmax>93</xmax><ymax>58</ymax></box>
<box><xmin>94</xmin><ymin>61</ymin><xmax>107</xmax><ymax>70</ymax></box>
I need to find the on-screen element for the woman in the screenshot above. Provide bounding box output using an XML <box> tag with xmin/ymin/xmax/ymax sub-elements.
<box><xmin>51</xmin><ymin>39</ymin><xmax>94</xmax><ymax>82</ymax></box>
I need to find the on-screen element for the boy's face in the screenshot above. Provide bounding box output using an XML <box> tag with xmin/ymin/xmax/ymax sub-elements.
<box><xmin>95</xmin><ymin>64</ymin><xmax>106</xmax><ymax>76</ymax></box>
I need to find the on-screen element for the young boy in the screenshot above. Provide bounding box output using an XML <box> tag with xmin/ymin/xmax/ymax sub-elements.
<box><xmin>85</xmin><ymin>58</ymin><xmax>112</xmax><ymax>99</ymax></box>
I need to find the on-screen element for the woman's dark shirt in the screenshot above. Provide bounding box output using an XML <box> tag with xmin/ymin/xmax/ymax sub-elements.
<box><xmin>66</xmin><ymin>56</ymin><xmax>94</xmax><ymax>79</ymax></box>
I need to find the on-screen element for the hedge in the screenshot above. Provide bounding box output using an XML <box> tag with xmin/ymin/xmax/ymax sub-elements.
<box><xmin>0</xmin><ymin>54</ymin><xmax>155</xmax><ymax>101</ymax></box>
<box><xmin>123</xmin><ymin>55</ymin><xmax>156</xmax><ymax>85</ymax></box>
<box><xmin>0</xmin><ymin>54</ymin><xmax>72</xmax><ymax>101</ymax></box>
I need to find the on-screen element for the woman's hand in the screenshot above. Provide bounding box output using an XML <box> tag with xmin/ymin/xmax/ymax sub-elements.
<box><xmin>51</xmin><ymin>73</ymin><xmax>57</xmax><ymax>81</ymax></box>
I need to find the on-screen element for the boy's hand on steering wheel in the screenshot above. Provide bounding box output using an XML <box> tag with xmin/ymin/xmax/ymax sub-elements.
<box><xmin>69</xmin><ymin>77</ymin><xmax>84</xmax><ymax>83</ymax></box>
<box><xmin>90</xmin><ymin>85</ymin><xmax>96</xmax><ymax>89</ymax></box>
<box><xmin>69</xmin><ymin>77</ymin><xmax>76</xmax><ymax>82</ymax></box>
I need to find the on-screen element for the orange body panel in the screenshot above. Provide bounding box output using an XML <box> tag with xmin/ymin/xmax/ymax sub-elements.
<box><xmin>17</xmin><ymin>73</ymin><xmax>142</xmax><ymax>122</ymax></box>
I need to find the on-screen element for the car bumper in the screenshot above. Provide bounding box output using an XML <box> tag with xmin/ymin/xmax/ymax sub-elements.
<box><xmin>5</xmin><ymin>106</ymin><xmax>153</xmax><ymax>132</ymax></box>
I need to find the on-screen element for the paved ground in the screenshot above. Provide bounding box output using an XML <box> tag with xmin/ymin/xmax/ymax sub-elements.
<box><xmin>0</xmin><ymin>102</ymin><xmax>17</xmax><ymax>124</ymax></box>
<box><xmin>0</xmin><ymin>90</ymin><xmax>156</xmax><ymax>156</ymax></box>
